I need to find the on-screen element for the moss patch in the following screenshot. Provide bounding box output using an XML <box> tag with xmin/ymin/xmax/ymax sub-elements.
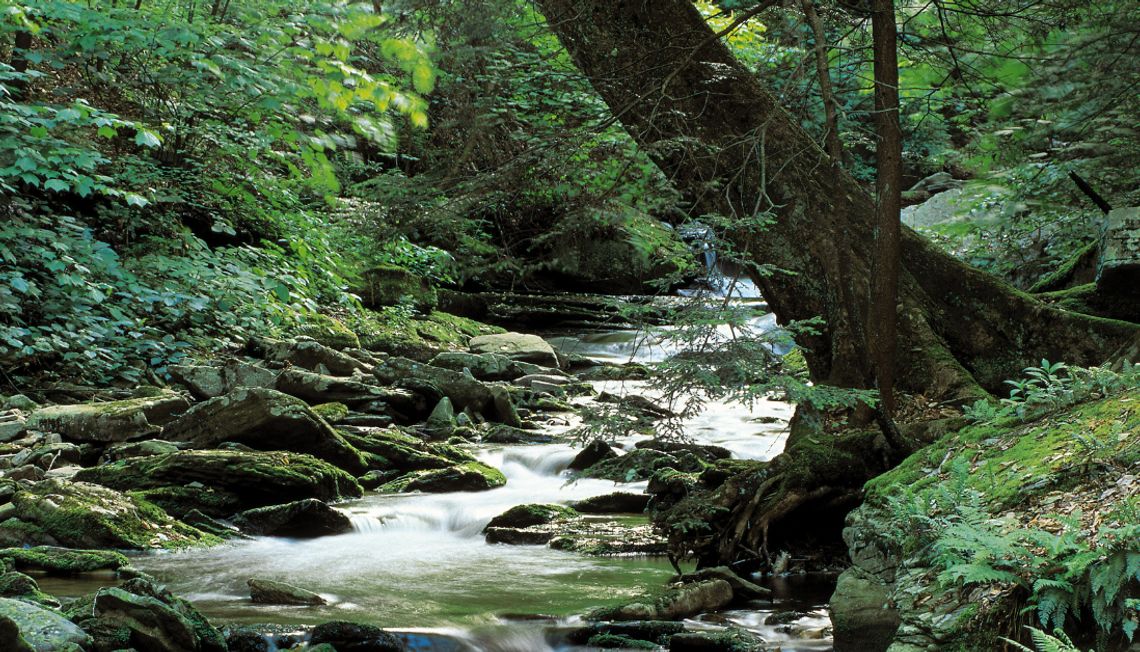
<box><xmin>0</xmin><ymin>547</ymin><xmax>128</xmax><ymax>574</ymax></box>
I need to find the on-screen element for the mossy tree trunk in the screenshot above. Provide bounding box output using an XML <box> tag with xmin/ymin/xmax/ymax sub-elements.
<box><xmin>534</xmin><ymin>0</ymin><xmax>1136</xmax><ymax>405</ymax></box>
<box><xmin>535</xmin><ymin>0</ymin><xmax>1139</xmax><ymax>566</ymax></box>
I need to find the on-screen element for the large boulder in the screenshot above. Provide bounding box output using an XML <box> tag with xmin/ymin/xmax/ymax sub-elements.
<box><xmin>0</xmin><ymin>597</ymin><xmax>92</xmax><ymax>652</ymax></box>
<box><xmin>168</xmin><ymin>360</ymin><xmax>280</xmax><ymax>400</ymax></box>
<box><xmin>231</xmin><ymin>499</ymin><xmax>352</xmax><ymax>538</ymax></box>
<box><xmin>248</xmin><ymin>578</ymin><xmax>326</xmax><ymax>606</ymax></box>
<box><xmin>829</xmin><ymin>568</ymin><xmax>901</xmax><ymax>652</ymax></box>
<box><xmin>570</xmin><ymin>492</ymin><xmax>650</xmax><ymax>514</ymax></box>
<box><xmin>74</xmin><ymin>449</ymin><xmax>362</xmax><ymax>513</ymax></box>
<box><xmin>1</xmin><ymin>479</ymin><xmax>213</xmax><ymax>549</ymax></box>
<box><xmin>25</xmin><ymin>393</ymin><xmax>190</xmax><ymax>443</ymax></box>
<box><xmin>160</xmin><ymin>388</ymin><xmax>368</xmax><ymax>474</ymax></box>
<box><xmin>339</xmin><ymin>429</ymin><xmax>474</xmax><ymax>472</ymax></box>
<box><xmin>66</xmin><ymin>578</ymin><xmax>226</xmax><ymax>652</ymax></box>
<box><xmin>484</xmin><ymin>504</ymin><xmax>577</xmax><ymax>531</ymax></box>
<box><xmin>275</xmin><ymin>369</ymin><xmax>417</xmax><ymax>412</ymax></box>
<box><xmin>245</xmin><ymin>337</ymin><xmax>372</xmax><ymax>376</ymax></box>
<box><xmin>468</xmin><ymin>333</ymin><xmax>559</xmax><ymax>368</ymax></box>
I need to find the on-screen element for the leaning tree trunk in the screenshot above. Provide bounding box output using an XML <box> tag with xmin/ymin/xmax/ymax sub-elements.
<box><xmin>535</xmin><ymin>0</ymin><xmax>1136</xmax><ymax>404</ymax></box>
<box><xmin>535</xmin><ymin>0</ymin><xmax>1138</xmax><ymax>566</ymax></box>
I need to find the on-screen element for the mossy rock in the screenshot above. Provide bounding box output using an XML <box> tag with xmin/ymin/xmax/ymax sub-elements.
<box><xmin>311</xmin><ymin>402</ymin><xmax>350</xmax><ymax>424</ymax></box>
<box><xmin>293</xmin><ymin>313</ymin><xmax>360</xmax><ymax>349</ymax></box>
<box><xmin>0</xmin><ymin>596</ymin><xmax>92</xmax><ymax>651</ymax></box>
<box><xmin>378</xmin><ymin>462</ymin><xmax>506</xmax><ymax>493</ymax></box>
<box><xmin>340</xmin><ymin>428</ymin><xmax>474</xmax><ymax>473</ymax></box>
<box><xmin>0</xmin><ymin>571</ymin><xmax>59</xmax><ymax>607</ymax></box>
<box><xmin>74</xmin><ymin>449</ymin><xmax>363</xmax><ymax>512</ymax></box>
<box><xmin>4</xmin><ymin>479</ymin><xmax>216</xmax><ymax>550</ymax></box>
<box><xmin>484</xmin><ymin>504</ymin><xmax>577</xmax><ymax>531</ymax></box>
<box><xmin>583</xmin><ymin>448</ymin><xmax>709</xmax><ymax>483</ymax></box>
<box><xmin>357</xmin><ymin>264</ymin><xmax>437</xmax><ymax>312</ymax></box>
<box><xmin>128</xmin><ymin>485</ymin><xmax>241</xmax><ymax>520</ymax></box>
<box><xmin>586</xmin><ymin>632</ymin><xmax>658</xmax><ymax>649</ymax></box>
<box><xmin>0</xmin><ymin>547</ymin><xmax>128</xmax><ymax>574</ymax></box>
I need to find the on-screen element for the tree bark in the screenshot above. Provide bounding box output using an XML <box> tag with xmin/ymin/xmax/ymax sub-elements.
<box><xmin>10</xmin><ymin>30</ymin><xmax>33</xmax><ymax>101</ymax></box>
<box><xmin>870</xmin><ymin>0</ymin><xmax>901</xmax><ymax>416</ymax></box>
<box><xmin>534</xmin><ymin>0</ymin><xmax>1137</xmax><ymax>403</ymax></box>
<box><xmin>801</xmin><ymin>0</ymin><xmax>843</xmax><ymax>162</ymax></box>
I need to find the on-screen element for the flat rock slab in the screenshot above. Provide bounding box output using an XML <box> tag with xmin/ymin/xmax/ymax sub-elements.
<box><xmin>25</xmin><ymin>393</ymin><xmax>190</xmax><ymax>443</ymax></box>
<box><xmin>468</xmin><ymin>333</ymin><xmax>560</xmax><ymax>368</ymax></box>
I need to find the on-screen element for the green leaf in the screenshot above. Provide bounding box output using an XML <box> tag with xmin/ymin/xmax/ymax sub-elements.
<box><xmin>44</xmin><ymin>179</ymin><xmax>70</xmax><ymax>192</ymax></box>
<box><xmin>134</xmin><ymin>129</ymin><xmax>162</xmax><ymax>148</ymax></box>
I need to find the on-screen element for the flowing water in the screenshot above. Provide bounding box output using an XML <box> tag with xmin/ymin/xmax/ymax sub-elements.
<box><xmin>40</xmin><ymin>296</ymin><xmax>836</xmax><ymax>651</ymax></box>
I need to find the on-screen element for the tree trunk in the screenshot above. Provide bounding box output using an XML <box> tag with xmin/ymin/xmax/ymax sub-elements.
<box><xmin>870</xmin><ymin>0</ymin><xmax>901</xmax><ymax>417</ymax></box>
<box><xmin>534</xmin><ymin>0</ymin><xmax>1136</xmax><ymax>403</ymax></box>
<box><xmin>801</xmin><ymin>0</ymin><xmax>843</xmax><ymax>162</ymax></box>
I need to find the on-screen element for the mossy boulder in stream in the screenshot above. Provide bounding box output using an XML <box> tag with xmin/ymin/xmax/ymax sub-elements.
<box><xmin>160</xmin><ymin>387</ymin><xmax>369</xmax><ymax>474</ymax></box>
<box><xmin>484</xmin><ymin>504</ymin><xmax>577</xmax><ymax>530</ymax></box>
<box><xmin>586</xmin><ymin>579</ymin><xmax>733</xmax><ymax>621</ymax></box>
<box><xmin>231</xmin><ymin>499</ymin><xmax>352</xmax><ymax>537</ymax></box>
<box><xmin>378</xmin><ymin>461</ymin><xmax>506</xmax><ymax>493</ymax></box>
<box><xmin>74</xmin><ymin>449</ymin><xmax>363</xmax><ymax>514</ymax></box>
<box><xmin>0</xmin><ymin>546</ymin><xmax>127</xmax><ymax>574</ymax></box>
<box><xmin>0</xmin><ymin>479</ymin><xmax>215</xmax><ymax>550</ymax></box>
<box><xmin>66</xmin><ymin>577</ymin><xmax>226</xmax><ymax>652</ymax></box>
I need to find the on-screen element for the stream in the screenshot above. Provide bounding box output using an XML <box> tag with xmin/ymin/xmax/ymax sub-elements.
<box><xmin>39</xmin><ymin>297</ymin><xmax>836</xmax><ymax>651</ymax></box>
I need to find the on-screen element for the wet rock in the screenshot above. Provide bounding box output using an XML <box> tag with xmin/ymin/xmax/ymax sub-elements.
<box><xmin>582</xmin><ymin>448</ymin><xmax>704</xmax><ymax>483</ymax></box>
<box><xmin>25</xmin><ymin>393</ymin><xmax>190</xmax><ymax>443</ymax></box>
<box><xmin>568</xmin><ymin>439</ymin><xmax>617</xmax><ymax>471</ymax></box>
<box><xmin>570</xmin><ymin>492</ymin><xmax>650</xmax><ymax>514</ymax></box>
<box><xmin>1</xmin><ymin>396</ymin><xmax>38</xmax><ymax>412</ymax></box>
<box><xmin>635</xmin><ymin>440</ymin><xmax>731</xmax><ymax>462</ymax></box>
<box><xmin>424</xmin><ymin>397</ymin><xmax>456</xmax><ymax>438</ymax></box>
<box><xmin>480</xmin><ymin>424</ymin><xmax>555</xmax><ymax>444</ymax></box>
<box><xmin>225</xmin><ymin>627</ymin><xmax>272</xmax><ymax>652</ymax></box>
<box><xmin>468</xmin><ymin>332</ymin><xmax>559</xmax><ymax>368</ymax></box>
<box><xmin>0</xmin><ymin>597</ymin><xmax>92</xmax><ymax>652</ymax></box>
<box><xmin>309</xmin><ymin>620</ymin><xmax>408</xmax><ymax>651</ymax></box>
<box><xmin>103</xmin><ymin>440</ymin><xmax>181</xmax><ymax>462</ymax></box>
<box><xmin>248</xmin><ymin>578</ymin><xmax>326</xmax><ymax>606</ymax></box>
<box><xmin>74</xmin><ymin>449</ymin><xmax>363</xmax><ymax>513</ymax></box>
<box><xmin>358</xmin><ymin>470</ymin><xmax>402</xmax><ymax>490</ymax></box>
<box><xmin>565</xmin><ymin>621</ymin><xmax>685</xmax><ymax>647</ymax></box>
<box><xmin>0</xmin><ymin>570</ymin><xmax>58</xmax><ymax>607</ymax></box>
<box><xmin>547</xmin><ymin>521</ymin><xmax>668</xmax><ymax>556</ymax></box>
<box><xmin>246</xmin><ymin>336</ymin><xmax>372</xmax><ymax>376</ymax></box>
<box><xmin>4</xmin><ymin>466</ymin><xmax>44</xmax><ymax>482</ymax></box>
<box><xmin>67</xmin><ymin>578</ymin><xmax>226</xmax><ymax>652</ymax></box>
<box><xmin>511</xmin><ymin>373</ymin><xmax>574</xmax><ymax>389</ymax></box>
<box><xmin>829</xmin><ymin>567</ymin><xmax>899</xmax><ymax>652</ymax></box>
<box><xmin>484</xmin><ymin>504</ymin><xmax>577</xmax><ymax>530</ymax></box>
<box><xmin>0</xmin><ymin>413</ymin><xmax>27</xmax><ymax>443</ymax></box>
<box><xmin>2</xmin><ymin>478</ymin><xmax>212</xmax><ymax>549</ymax></box>
<box><xmin>374</xmin><ymin>357</ymin><xmax>493</xmax><ymax>415</ymax></box>
<box><xmin>340</xmin><ymin>428</ymin><xmax>474</xmax><ymax>472</ymax></box>
<box><xmin>231</xmin><ymin>499</ymin><xmax>352</xmax><ymax>538</ymax></box>
<box><xmin>378</xmin><ymin>462</ymin><xmax>506</xmax><ymax>493</ymax></box>
<box><xmin>484</xmin><ymin>528</ymin><xmax>554</xmax><ymax>545</ymax></box>
<box><xmin>676</xmin><ymin>567</ymin><xmax>770</xmax><ymax>600</ymax></box>
<box><xmin>428</xmin><ymin>351</ymin><xmax>555</xmax><ymax>381</ymax></box>
<box><xmin>489</xmin><ymin>385</ymin><xmax>523</xmax><ymax>427</ymax></box>
<box><xmin>0</xmin><ymin>546</ymin><xmax>127</xmax><ymax>574</ymax></box>
<box><xmin>596</xmin><ymin>392</ymin><xmax>676</xmax><ymax>418</ymax></box>
<box><xmin>588</xmin><ymin>580</ymin><xmax>733</xmax><ymax>621</ymax></box>
<box><xmin>669</xmin><ymin>627</ymin><xmax>767</xmax><ymax>651</ymax></box>
<box><xmin>161</xmin><ymin>387</ymin><xmax>368</xmax><ymax>474</ymax></box>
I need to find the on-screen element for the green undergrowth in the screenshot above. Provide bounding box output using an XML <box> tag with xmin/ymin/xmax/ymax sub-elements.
<box><xmin>864</xmin><ymin>387</ymin><xmax>1140</xmax><ymax>647</ymax></box>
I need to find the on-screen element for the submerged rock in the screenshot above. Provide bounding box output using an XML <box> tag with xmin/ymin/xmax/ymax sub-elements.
<box><xmin>0</xmin><ymin>597</ymin><xmax>92</xmax><ymax>652</ymax></box>
<box><xmin>231</xmin><ymin>499</ymin><xmax>352</xmax><ymax>538</ymax></box>
<box><xmin>248</xmin><ymin>578</ymin><xmax>326</xmax><ymax>606</ymax></box>
<box><xmin>309</xmin><ymin>620</ymin><xmax>408</xmax><ymax>651</ymax></box>
<box><xmin>74</xmin><ymin>449</ymin><xmax>363</xmax><ymax>513</ymax></box>
<box><xmin>160</xmin><ymin>388</ymin><xmax>368</xmax><ymax>474</ymax></box>
<box><xmin>25</xmin><ymin>393</ymin><xmax>190</xmax><ymax>443</ymax></box>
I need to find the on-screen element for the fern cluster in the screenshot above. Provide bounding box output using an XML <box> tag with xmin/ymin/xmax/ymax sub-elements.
<box><xmin>884</xmin><ymin>479</ymin><xmax>1140</xmax><ymax>647</ymax></box>
<box><xmin>963</xmin><ymin>360</ymin><xmax>1139</xmax><ymax>424</ymax></box>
